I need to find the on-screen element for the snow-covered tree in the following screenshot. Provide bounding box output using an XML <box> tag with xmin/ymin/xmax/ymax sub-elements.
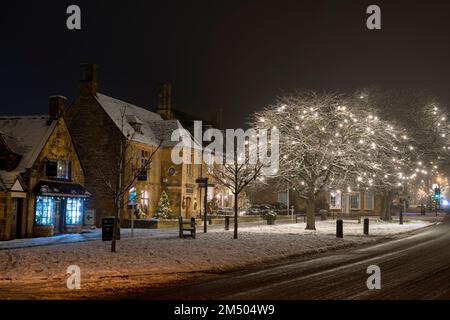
<box><xmin>253</xmin><ymin>91</ymin><xmax>407</xmax><ymax>229</ymax></box>
<box><xmin>357</xmin><ymin>89</ymin><xmax>450</xmax><ymax>214</ymax></box>
<box><xmin>155</xmin><ymin>190</ymin><xmax>172</xmax><ymax>219</ymax></box>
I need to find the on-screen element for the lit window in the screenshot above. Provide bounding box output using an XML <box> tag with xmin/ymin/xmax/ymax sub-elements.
<box><xmin>350</xmin><ymin>194</ymin><xmax>360</xmax><ymax>210</ymax></box>
<box><xmin>365</xmin><ymin>192</ymin><xmax>374</xmax><ymax>210</ymax></box>
<box><xmin>140</xmin><ymin>190</ymin><xmax>149</xmax><ymax>213</ymax></box>
<box><xmin>35</xmin><ymin>196</ymin><xmax>55</xmax><ymax>226</ymax></box>
<box><xmin>46</xmin><ymin>160</ymin><xmax>71</xmax><ymax>180</ymax></box>
<box><xmin>330</xmin><ymin>192</ymin><xmax>341</xmax><ymax>209</ymax></box>
<box><xmin>65</xmin><ymin>198</ymin><xmax>83</xmax><ymax>225</ymax></box>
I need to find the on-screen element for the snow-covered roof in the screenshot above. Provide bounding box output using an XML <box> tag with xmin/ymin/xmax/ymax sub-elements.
<box><xmin>0</xmin><ymin>171</ymin><xmax>20</xmax><ymax>191</ymax></box>
<box><xmin>95</xmin><ymin>93</ymin><xmax>201</xmax><ymax>149</ymax></box>
<box><xmin>0</xmin><ymin>116</ymin><xmax>56</xmax><ymax>190</ymax></box>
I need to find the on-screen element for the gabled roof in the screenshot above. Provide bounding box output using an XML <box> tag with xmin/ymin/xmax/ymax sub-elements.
<box><xmin>95</xmin><ymin>93</ymin><xmax>201</xmax><ymax>149</ymax></box>
<box><xmin>0</xmin><ymin>171</ymin><xmax>23</xmax><ymax>192</ymax></box>
<box><xmin>0</xmin><ymin>116</ymin><xmax>56</xmax><ymax>173</ymax></box>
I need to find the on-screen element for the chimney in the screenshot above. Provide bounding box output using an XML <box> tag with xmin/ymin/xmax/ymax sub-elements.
<box><xmin>80</xmin><ymin>63</ymin><xmax>98</xmax><ymax>96</ymax></box>
<box><xmin>48</xmin><ymin>95</ymin><xmax>67</xmax><ymax>122</ymax></box>
<box><xmin>214</xmin><ymin>108</ymin><xmax>223</xmax><ymax>130</ymax></box>
<box><xmin>156</xmin><ymin>82</ymin><xmax>172</xmax><ymax>119</ymax></box>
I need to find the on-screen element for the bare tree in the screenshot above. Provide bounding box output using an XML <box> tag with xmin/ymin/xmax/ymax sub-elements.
<box><xmin>207</xmin><ymin>148</ymin><xmax>265</xmax><ymax>239</ymax></box>
<box><xmin>98</xmin><ymin>107</ymin><xmax>161</xmax><ymax>252</ymax></box>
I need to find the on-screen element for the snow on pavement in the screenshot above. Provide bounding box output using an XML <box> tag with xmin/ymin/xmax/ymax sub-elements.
<box><xmin>0</xmin><ymin>220</ymin><xmax>432</xmax><ymax>299</ymax></box>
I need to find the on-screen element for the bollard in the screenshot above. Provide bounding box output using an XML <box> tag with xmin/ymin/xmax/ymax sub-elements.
<box><xmin>225</xmin><ymin>216</ymin><xmax>230</xmax><ymax>231</ymax></box>
<box><xmin>399</xmin><ymin>206</ymin><xmax>403</xmax><ymax>225</ymax></box>
<box><xmin>295</xmin><ymin>215</ymin><xmax>298</xmax><ymax>224</ymax></box>
<box><xmin>364</xmin><ymin>218</ymin><xmax>369</xmax><ymax>236</ymax></box>
<box><xmin>336</xmin><ymin>219</ymin><xmax>343</xmax><ymax>238</ymax></box>
<box><xmin>209</xmin><ymin>217</ymin><xmax>212</xmax><ymax>225</ymax></box>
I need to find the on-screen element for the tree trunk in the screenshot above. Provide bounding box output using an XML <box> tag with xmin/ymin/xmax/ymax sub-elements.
<box><xmin>233</xmin><ymin>192</ymin><xmax>238</xmax><ymax>239</ymax></box>
<box><xmin>380</xmin><ymin>191</ymin><xmax>393</xmax><ymax>221</ymax></box>
<box><xmin>111</xmin><ymin>199</ymin><xmax>120</xmax><ymax>252</ymax></box>
<box><xmin>306</xmin><ymin>196</ymin><xmax>316</xmax><ymax>230</ymax></box>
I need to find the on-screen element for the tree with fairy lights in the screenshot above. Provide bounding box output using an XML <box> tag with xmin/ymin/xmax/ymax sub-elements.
<box><xmin>253</xmin><ymin>91</ymin><xmax>411</xmax><ymax>229</ymax></box>
<box><xmin>357</xmin><ymin>89</ymin><xmax>450</xmax><ymax>213</ymax></box>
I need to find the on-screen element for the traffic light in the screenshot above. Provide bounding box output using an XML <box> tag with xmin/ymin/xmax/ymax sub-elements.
<box><xmin>434</xmin><ymin>187</ymin><xmax>441</xmax><ymax>200</ymax></box>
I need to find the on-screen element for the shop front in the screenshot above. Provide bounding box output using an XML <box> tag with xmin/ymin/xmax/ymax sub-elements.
<box><xmin>33</xmin><ymin>181</ymin><xmax>90</xmax><ymax>237</ymax></box>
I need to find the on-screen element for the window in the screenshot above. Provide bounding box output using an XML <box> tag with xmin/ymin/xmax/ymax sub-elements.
<box><xmin>138</xmin><ymin>159</ymin><xmax>148</xmax><ymax>181</ymax></box>
<box><xmin>350</xmin><ymin>194</ymin><xmax>360</xmax><ymax>210</ymax></box>
<box><xmin>330</xmin><ymin>192</ymin><xmax>341</xmax><ymax>209</ymax></box>
<box><xmin>65</xmin><ymin>198</ymin><xmax>83</xmax><ymax>225</ymax></box>
<box><xmin>277</xmin><ymin>192</ymin><xmax>287</xmax><ymax>204</ymax></box>
<box><xmin>365</xmin><ymin>192</ymin><xmax>374</xmax><ymax>210</ymax></box>
<box><xmin>35</xmin><ymin>196</ymin><xmax>55</xmax><ymax>226</ymax></box>
<box><xmin>140</xmin><ymin>190</ymin><xmax>149</xmax><ymax>214</ymax></box>
<box><xmin>46</xmin><ymin>160</ymin><xmax>71</xmax><ymax>180</ymax></box>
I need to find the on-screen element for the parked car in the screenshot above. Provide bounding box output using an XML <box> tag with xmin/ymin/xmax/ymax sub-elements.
<box><xmin>217</xmin><ymin>207</ymin><xmax>234</xmax><ymax>216</ymax></box>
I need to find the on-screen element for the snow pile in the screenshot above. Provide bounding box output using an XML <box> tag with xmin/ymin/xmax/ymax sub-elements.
<box><xmin>0</xmin><ymin>220</ymin><xmax>431</xmax><ymax>299</ymax></box>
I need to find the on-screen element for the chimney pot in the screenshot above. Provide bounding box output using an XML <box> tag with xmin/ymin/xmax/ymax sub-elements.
<box><xmin>156</xmin><ymin>82</ymin><xmax>172</xmax><ymax>119</ymax></box>
<box><xmin>48</xmin><ymin>95</ymin><xmax>67</xmax><ymax>122</ymax></box>
<box><xmin>80</xmin><ymin>63</ymin><xmax>98</xmax><ymax>96</ymax></box>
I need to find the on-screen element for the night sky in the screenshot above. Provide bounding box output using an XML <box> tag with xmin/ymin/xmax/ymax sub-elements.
<box><xmin>2</xmin><ymin>0</ymin><xmax>450</xmax><ymax>128</ymax></box>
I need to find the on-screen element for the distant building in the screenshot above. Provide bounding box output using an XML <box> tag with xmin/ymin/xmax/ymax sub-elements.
<box><xmin>0</xmin><ymin>96</ymin><xmax>89</xmax><ymax>241</ymax></box>
<box><xmin>249</xmin><ymin>185</ymin><xmax>381</xmax><ymax>216</ymax></box>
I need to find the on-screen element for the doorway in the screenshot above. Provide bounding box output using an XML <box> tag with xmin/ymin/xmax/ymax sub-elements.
<box><xmin>341</xmin><ymin>195</ymin><xmax>350</xmax><ymax>215</ymax></box>
<box><xmin>10</xmin><ymin>198</ymin><xmax>23</xmax><ymax>240</ymax></box>
<box><xmin>53</xmin><ymin>200</ymin><xmax>64</xmax><ymax>235</ymax></box>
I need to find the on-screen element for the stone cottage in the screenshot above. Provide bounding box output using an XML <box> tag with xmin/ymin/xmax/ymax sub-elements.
<box><xmin>0</xmin><ymin>96</ymin><xmax>89</xmax><ymax>240</ymax></box>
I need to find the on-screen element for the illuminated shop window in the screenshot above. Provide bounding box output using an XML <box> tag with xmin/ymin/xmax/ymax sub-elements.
<box><xmin>35</xmin><ymin>196</ymin><xmax>55</xmax><ymax>226</ymax></box>
<box><xmin>65</xmin><ymin>198</ymin><xmax>83</xmax><ymax>225</ymax></box>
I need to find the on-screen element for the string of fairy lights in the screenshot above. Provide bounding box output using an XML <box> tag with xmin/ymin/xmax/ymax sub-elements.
<box><xmin>254</xmin><ymin>93</ymin><xmax>450</xmax><ymax>198</ymax></box>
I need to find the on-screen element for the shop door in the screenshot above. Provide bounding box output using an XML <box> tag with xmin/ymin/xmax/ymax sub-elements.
<box><xmin>53</xmin><ymin>200</ymin><xmax>63</xmax><ymax>234</ymax></box>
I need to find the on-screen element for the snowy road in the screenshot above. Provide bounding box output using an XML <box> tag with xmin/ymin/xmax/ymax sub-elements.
<box><xmin>127</xmin><ymin>216</ymin><xmax>450</xmax><ymax>300</ymax></box>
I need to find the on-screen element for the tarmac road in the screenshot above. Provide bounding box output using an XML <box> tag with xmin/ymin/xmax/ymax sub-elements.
<box><xmin>130</xmin><ymin>216</ymin><xmax>450</xmax><ymax>300</ymax></box>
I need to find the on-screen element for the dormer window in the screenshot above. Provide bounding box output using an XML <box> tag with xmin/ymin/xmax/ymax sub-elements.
<box><xmin>46</xmin><ymin>160</ymin><xmax>71</xmax><ymax>181</ymax></box>
<box><xmin>126</xmin><ymin>115</ymin><xmax>143</xmax><ymax>134</ymax></box>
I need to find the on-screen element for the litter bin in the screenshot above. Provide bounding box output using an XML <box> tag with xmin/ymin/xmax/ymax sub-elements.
<box><xmin>319</xmin><ymin>209</ymin><xmax>328</xmax><ymax>221</ymax></box>
<box><xmin>102</xmin><ymin>216</ymin><xmax>120</xmax><ymax>241</ymax></box>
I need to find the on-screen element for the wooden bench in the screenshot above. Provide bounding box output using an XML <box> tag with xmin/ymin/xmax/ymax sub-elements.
<box><xmin>179</xmin><ymin>216</ymin><xmax>196</xmax><ymax>239</ymax></box>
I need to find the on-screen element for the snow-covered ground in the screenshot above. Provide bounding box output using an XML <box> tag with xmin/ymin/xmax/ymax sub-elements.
<box><xmin>0</xmin><ymin>220</ymin><xmax>432</xmax><ymax>299</ymax></box>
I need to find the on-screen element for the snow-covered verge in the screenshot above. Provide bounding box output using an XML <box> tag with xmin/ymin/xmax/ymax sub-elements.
<box><xmin>0</xmin><ymin>220</ymin><xmax>432</xmax><ymax>299</ymax></box>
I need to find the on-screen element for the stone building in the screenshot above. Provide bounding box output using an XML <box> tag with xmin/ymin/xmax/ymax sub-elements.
<box><xmin>249</xmin><ymin>185</ymin><xmax>381</xmax><ymax>216</ymax></box>
<box><xmin>65</xmin><ymin>64</ymin><xmax>212</xmax><ymax>226</ymax></box>
<box><xmin>0</xmin><ymin>96</ymin><xmax>89</xmax><ymax>240</ymax></box>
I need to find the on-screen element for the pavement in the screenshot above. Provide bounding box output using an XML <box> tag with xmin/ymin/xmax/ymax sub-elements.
<box><xmin>0</xmin><ymin>218</ymin><xmax>279</xmax><ymax>250</ymax></box>
<box><xmin>0</xmin><ymin>212</ymin><xmax>442</xmax><ymax>251</ymax></box>
<box><xmin>123</xmin><ymin>213</ymin><xmax>450</xmax><ymax>300</ymax></box>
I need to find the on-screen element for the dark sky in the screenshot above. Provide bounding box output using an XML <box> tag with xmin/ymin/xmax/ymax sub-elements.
<box><xmin>2</xmin><ymin>0</ymin><xmax>450</xmax><ymax>128</ymax></box>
